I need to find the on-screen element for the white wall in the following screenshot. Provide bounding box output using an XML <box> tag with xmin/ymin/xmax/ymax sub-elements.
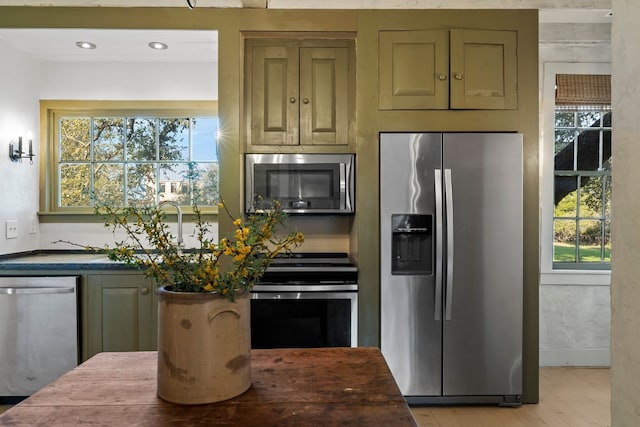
<box><xmin>538</xmin><ymin>22</ymin><xmax>612</xmax><ymax>366</ymax></box>
<box><xmin>39</xmin><ymin>61</ymin><xmax>216</xmax><ymax>100</ymax></box>
<box><xmin>0</xmin><ymin>41</ymin><xmax>41</xmax><ymax>255</ymax></box>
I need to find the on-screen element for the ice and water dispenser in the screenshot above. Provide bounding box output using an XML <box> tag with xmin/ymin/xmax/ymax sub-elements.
<box><xmin>391</xmin><ymin>214</ymin><xmax>433</xmax><ymax>275</ymax></box>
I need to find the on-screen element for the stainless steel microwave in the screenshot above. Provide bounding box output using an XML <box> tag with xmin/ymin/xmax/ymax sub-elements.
<box><xmin>245</xmin><ymin>153</ymin><xmax>355</xmax><ymax>214</ymax></box>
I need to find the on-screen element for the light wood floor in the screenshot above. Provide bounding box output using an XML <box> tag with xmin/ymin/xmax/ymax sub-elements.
<box><xmin>411</xmin><ymin>367</ymin><xmax>610</xmax><ymax>427</ymax></box>
<box><xmin>1</xmin><ymin>368</ymin><xmax>610</xmax><ymax>426</ymax></box>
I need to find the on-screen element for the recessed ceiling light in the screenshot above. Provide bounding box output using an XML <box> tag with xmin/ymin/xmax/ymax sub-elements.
<box><xmin>148</xmin><ymin>42</ymin><xmax>168</xmax><ymax>50</ymax></box>
<box><xmin>75</xmin><ymin>41</ymin><xmax>96</xmax><ymax>50</ymax></box>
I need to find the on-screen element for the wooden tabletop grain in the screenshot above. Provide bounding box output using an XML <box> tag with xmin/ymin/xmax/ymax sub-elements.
<box><xmin>0</xmin><ymin>347</ymin><xmax>417</xmax><ymax>426</ymax></box>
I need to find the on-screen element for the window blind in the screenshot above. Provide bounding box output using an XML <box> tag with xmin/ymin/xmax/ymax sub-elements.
<box><xmin>555</xmin><ymin>74</ymin><xmax>611</xmax><ymax>110</ymax></box>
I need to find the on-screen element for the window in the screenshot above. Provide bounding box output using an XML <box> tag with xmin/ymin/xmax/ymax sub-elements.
<box><xmin>44</xmin><ymin>102</ymin><xmax>219</xmax><ymax>212</ymax></box>
<box><xmin>552</xmin><ymin>75</ymin><xmax>612</xmax><ymax>269</ymax></box>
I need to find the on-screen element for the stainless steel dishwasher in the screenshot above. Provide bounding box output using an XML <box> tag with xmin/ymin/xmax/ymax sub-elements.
<box><xmin>0</xmin><ymin>276</ymin><xmax>79</xmax><ymax>397</ymax></box>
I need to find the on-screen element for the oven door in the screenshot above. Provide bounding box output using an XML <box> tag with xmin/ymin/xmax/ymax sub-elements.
<box><xmin>250</xmin><ymin>289</ymin><xmax>358</xmax><ymax>349</ymax></box>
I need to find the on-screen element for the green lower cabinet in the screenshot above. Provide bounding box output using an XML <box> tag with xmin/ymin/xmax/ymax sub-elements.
<box><xmin>82</xmin><ymin>274</ymin><xmax>158</xmax><ymax>362</ymax></box>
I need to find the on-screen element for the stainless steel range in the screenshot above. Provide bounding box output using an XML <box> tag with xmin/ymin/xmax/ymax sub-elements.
<box><xmin>251</xmin><ymin>253</ymin><xmax>358</xmax><ymax>349</ymax></box>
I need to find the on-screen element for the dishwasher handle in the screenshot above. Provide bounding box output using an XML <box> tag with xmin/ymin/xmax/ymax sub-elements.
<box><xmin>0</xmin><ymin>286</ymin><xmax>75</xmax><ymax>295</ymax></box>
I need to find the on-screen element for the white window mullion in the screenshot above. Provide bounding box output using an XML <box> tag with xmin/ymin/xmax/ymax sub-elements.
<box><xmin>54</xmin><ymin>105</ymin><xmax>218</xmax><ymax>211</ymax></box>
<box><xmin>90</xmin><ymin>117</ymin><xmax>96</xmax><ymax>205</ymax></box>
<box><xmin>541</xmin><ymin>63</ymin><xmax>611</xmax><ymax>273</ymax></box>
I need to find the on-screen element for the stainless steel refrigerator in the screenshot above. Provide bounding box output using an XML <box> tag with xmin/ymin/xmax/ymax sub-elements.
<box><xmin>380</xmin><ymin>133</ymin><xmax>523</xmax><ymax>405</ymax></box>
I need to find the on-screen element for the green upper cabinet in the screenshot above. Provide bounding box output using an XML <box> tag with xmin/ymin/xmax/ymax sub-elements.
<box><xmin>379</xmin><ymin>29</ymin><xmax>450</xmax><ymax>110</ymax></box>
<box><xmin>245</xmin><ymin>38</ymin><xmax>355</xmax><ymax>148</ymax></box>
<box><xmin>449</xmin><ymin>29</ymin><xmax>518</xmax><ymax>109</ymax></box>
<box><xmin>378</xmin><ymin>29</ymin><xmax>518</xmax><ymax>110</ymax></box>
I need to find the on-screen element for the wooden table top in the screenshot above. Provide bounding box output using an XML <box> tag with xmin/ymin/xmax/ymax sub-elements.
<box><xmin>0</xmin><ymin>347</ymin><xmax>417</xmax><ymax>426</ymax></box>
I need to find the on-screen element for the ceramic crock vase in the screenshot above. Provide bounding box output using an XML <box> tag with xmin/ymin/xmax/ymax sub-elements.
<box><xmin>156</xmin><ymin>287</ymin><xmax>252</xmax><ymax>405</ymax></box>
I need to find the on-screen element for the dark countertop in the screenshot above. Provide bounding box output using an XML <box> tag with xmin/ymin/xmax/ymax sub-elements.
<box><xmin>0</xmin><ymin>250</ymin><xmax>136</xmax><ymax>271</ymax></box>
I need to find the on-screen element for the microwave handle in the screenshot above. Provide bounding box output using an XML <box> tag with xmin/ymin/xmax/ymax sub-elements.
<box><xmin>343</xmin><ymin>158</ymin><xmax>354</xmax><ymax>212</ymax></box>
<box><xmin>245</xmin><ymin>156</ymin><xmax>255</xmax><ymax>213</ymax></box>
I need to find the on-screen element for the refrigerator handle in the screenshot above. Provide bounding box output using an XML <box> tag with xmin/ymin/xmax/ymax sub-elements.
<box><xmin>434</xmin><ymin>169</ymin><xmax>443</xmax><ymax>321</ymax></box>
<box><xmin>444</xmin><ymin>169</ymin><xmax>454</xmax><ymax>321</ymax></box>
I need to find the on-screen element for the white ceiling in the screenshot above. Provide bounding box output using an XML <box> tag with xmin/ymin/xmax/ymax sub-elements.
<box><xmin>0</xmin><ymin>2</ymin><xmax>611</xmax><ymax>63</ymax></box>
<box><xmin>0</xmin><ymin>29</ymin><xmax>218</xmax><ymax>63</ymax></box>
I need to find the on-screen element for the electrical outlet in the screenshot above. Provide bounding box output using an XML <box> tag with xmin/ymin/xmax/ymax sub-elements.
<box><xmin>29</xmin><ymin>217</ymin><xmax>38</xmax><ymax>234</ymax></box>
<box><xmin>6</xmin><ymin>220</ymin><xmax>18</xmax><ymax>239</ymax></box>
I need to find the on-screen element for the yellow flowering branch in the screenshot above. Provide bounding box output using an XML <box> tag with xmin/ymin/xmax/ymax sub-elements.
<box><xmin>57</xmin><ymin>199</ymin><xmax>303</xmax><ymax>301</ymax></box>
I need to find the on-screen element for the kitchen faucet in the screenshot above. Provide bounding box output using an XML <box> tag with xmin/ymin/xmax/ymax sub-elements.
<box><xmin>159</xmin><ymin>200</ymin><xmax>183</xmax><ymax>248</ymax></box>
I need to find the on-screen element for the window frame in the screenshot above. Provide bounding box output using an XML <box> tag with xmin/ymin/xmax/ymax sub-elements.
<box><xmin>541</xmin><ymin>62</ymin><xmax>612</xmax><ymax>278</ymax></box>
<box><xmin>40</xmin><ymin>100</ymin><xmax>219</xmax><ymax>217</ymax></box>
<box><xmin>552</xmin><ymin>108</ymin><xmax>611</xmax><ymax>269</ymax></box>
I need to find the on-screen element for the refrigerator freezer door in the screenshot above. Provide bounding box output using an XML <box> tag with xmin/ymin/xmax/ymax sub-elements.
<box><xmin>441</xmin><ymin>133</ymin><xmax>523</xmax><ymax>397</ymax></box>
<box><xmin>380</xmin><ymin>133</ymin><xmax>443</xmax><ymax>396</ymax></box>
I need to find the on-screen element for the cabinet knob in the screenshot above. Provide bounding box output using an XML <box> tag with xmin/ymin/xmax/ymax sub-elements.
<box><xmin>303</xmin><ymin>98</ymin><xmax>310</xmax><ymax>104</ymax></box>
<box><xmin>454</xmin><ymin>74</ymin><xmax>463</xmax><ymax>80</ymax></box>
<box><xmin>141</xmin><ymin>287</ymin><xmax>149</xmax><ymax>295</ymax></box>
<box><xmin>290</xmin><ymin>97</ymin><xmax>296</xmax><ymax>103</ymax></box>
<box><xmin>438</xmin><ymin>74</ymin><xmax>447</xmax><ymax>81</ymax></box>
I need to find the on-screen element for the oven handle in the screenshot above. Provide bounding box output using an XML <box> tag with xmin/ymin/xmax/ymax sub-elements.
<box><xmin>257</xmin><ymin>280</ymin><xmax>356</xmax><ymax>284</ymax></box>
<box><xmin>265</xmin><ymin>266</ymin><xmax>357</xmax><ymax>272</ymax></box>
<box><xmin>250</xmin><ymin>290</ymin><xmax>358</xmax><ymax>299</ymax></box>
<box><xmin>252</xmin><ymin>284</ymin><xmax>358</xmax><ymax>292</ymax></box>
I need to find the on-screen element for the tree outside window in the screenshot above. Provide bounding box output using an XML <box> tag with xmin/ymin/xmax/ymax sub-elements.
<box><xmin>57</xmin><ymin>114</ymin><xmax>219</xmax><ymax>208</ymax></box>
<box><xmin>553</xmin><ymin>74</ymin><xmax>611</xmax><ymax>268</ymax></box>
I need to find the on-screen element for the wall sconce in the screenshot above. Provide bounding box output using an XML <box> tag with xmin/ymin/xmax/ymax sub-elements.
<box><xmin>9</xmin><ymin>137</ymin><xmax>35</xmax><ymax>164</ymax></box>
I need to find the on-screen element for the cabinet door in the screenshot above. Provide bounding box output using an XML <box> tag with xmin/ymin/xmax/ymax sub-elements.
<box><xmin>449</xmin><ymin>29</ymin><xmax>518</xmax><ymax>110</ymax></box>
<box><xmin>249</xmin><ymin>44</ymin><xmax>299</xmax><ymax>146</ymax></box>
<box><xmin>83</xmin><ymin>274</ymin><xmax>157</xmax><ymax>361</ymax></box>
<box><xmin>378</xmin><ymin>30</ymin><xmax>449</xmax><ymax>110</ymax></box>
<box><xmin>299</xmin><ymin>46</ymin><xmax>350</xmax><ymax>145</ymax></box>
